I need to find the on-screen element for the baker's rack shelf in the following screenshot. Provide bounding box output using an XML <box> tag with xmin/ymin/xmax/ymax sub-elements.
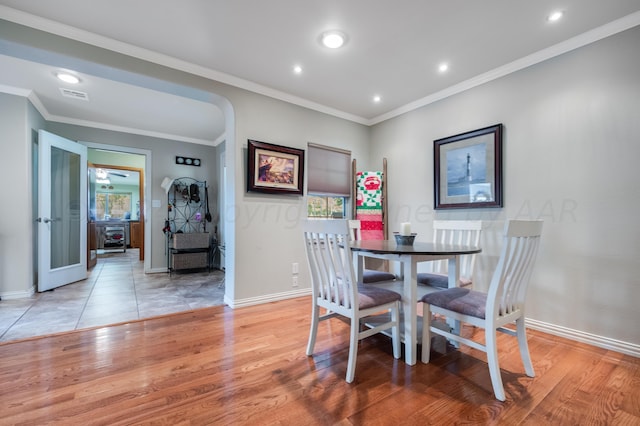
<box><xmin>166</xmin><ymin>177</ymin><xmax>212</xmax><ymax>274</ymax></box>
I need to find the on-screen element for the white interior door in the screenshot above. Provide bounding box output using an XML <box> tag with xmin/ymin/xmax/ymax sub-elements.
<box><xmin>37</xmin><ymin>130</ymin><xmax>87</xmax><ymax>292</ymax></box>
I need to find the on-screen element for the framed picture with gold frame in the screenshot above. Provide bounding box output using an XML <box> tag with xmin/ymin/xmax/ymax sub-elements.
<box><xmin>247</xmin><ymin>139</ymin><xmax>304</xmax><ymax>195</ymax></box>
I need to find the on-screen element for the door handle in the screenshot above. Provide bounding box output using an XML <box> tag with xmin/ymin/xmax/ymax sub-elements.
<box><xmin>43</xmin><ymin>218</ymin><xmax>54</xmax><ymax>223</ymax></box>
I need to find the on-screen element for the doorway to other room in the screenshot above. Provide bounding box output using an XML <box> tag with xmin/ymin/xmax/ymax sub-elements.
<box><xmin>87</xmin><ymin>148</ymin><xmax>146</xmax><ymax>269</ymax></box>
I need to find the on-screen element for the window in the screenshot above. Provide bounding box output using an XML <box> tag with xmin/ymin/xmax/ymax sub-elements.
<box><xmin>307</xmin><ymin>143</ymin><xmax>351</xmax><ymax>219</ymax></box>
<box><xmin>96</xmin><ymin>192</ymin><xmax>132</xmax><ymax>220</ymax></box>
<box><xmin>308</xmin><ymin>195</ymin><xmax>345</xmax><ymax>218</ymax></box>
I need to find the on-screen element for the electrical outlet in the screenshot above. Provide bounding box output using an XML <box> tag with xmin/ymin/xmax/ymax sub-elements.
<box><xmin>292</xmin><ymin>262</ymin><xmax>299</xmax><ymax>274</ymax></box>
<box><xmin>292</xmin><ymin>276</ymin><xmax>299</xmax><ymax>287</ymax></box>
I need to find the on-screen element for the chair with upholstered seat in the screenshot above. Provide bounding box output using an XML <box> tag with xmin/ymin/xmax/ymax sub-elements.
<box><xmin>420</xmin><ymin>220</ymin><xmax>543</xmax><ymax>401</ymax></box>
<box><xmin>303</xmin><ymin>219</ymin><xmax>401</xmax><ymax>383</ymax></box>
<box><xmin>417</xmin><ymin>220</ymin><xmax>482</xmax><ymax>290</ymax></box>
<box><xmin>348</xmin><ymin>220</ymin><xmax>397</xmax><ymax>283</ymax></box>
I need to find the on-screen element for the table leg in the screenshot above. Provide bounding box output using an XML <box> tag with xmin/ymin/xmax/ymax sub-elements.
<box><xmin>353</xmin><ymin>252</ymin><xmax>365</xmax><ymax>285</ymax></box>
<box><xmin>447</xmin><ymin>255</ymin><xmax>459</xmax><ymax>288</ymax></box>
<box><xmin>447</xmin><ymin>256</ymin><xmax>461</xmax><ymax>344</ymax></box>
<box><xmin>402</xmin><ymin>257</ymin><xmax>418</xmax><ymax>365</ymax></box>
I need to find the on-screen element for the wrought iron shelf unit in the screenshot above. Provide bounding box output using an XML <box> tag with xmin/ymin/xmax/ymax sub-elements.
<box><xmin>166</xmin><ymin>177</ymin><xmax>212</xmax><ymax>273</ymax></box>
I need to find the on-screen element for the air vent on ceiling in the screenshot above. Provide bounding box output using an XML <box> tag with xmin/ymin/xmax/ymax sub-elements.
<box><xmin>59</xmin><ymin>88</ymin><xmax>89</xmax><ymax>101</ymax></box>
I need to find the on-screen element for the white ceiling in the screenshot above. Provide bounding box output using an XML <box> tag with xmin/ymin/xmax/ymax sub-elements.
<box><xmin>1</xmin><ymin>1</ymin><xmax>639</xmax><ymax>145</ymax></box>
<box><xmin>0</xmin><ymin>52</ymin><xmax>226</xmax><ymax>145</ymax></box>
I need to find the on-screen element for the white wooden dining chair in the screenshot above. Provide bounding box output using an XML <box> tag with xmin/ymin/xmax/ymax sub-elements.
<box><xmin>348</xmin><ymin>220</ymin><xmax>397</xmax><ymax>283</ymax></box>
<box><xmin>417</xmin><ymin>220</ymin><xmax>482</xmax><ymax>289</ymax></box>
<box><xmin>304</xmin><ymin>219</ymin><xmax>401</xmax><ymax>383</ymax></box>
<box><xmin>420</xmin><ymin>220</ymin><xmax>543</xmax><ymax>401</ymax></box>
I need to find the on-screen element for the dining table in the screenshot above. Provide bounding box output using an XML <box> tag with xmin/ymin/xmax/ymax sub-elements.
<box><xmin>350</xmin><ymin>239</ymin><xmax>481</xmax><ymax>366</ymax></box>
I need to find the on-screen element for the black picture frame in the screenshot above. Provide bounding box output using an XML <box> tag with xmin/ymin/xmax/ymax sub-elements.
<box><xmin>434</xmin><ymin>124</ymin><xmax>503</xmax><ymax>210</ymax></box>
<box><xmin>247</xmin><ymin>139</ymin><xmax>305</xmax><ymax>195</ymax></box>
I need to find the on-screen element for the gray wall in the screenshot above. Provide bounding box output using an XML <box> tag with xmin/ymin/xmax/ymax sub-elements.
<box><xmin>228</xmin><ymin>90</ymin><xmax>372</xmax><ymax>302</ymax></box>
<box><xmin>371</xmin><ymin>26</ymin><xmax>640</xmax><ymax>347</ymax></box>
<box><xmin>0</xmin><ymin>94</ymin><xmax>35</xmax><ymax>296</ymax></box>
<box><xmin>2</xmin><ymin>19</ymin><xmax>638</xmax><ymax>352</ymax></box>
<box><xmin>0</xmin><ymin>100</ymin><xmax>219</xmax><ymax>296</ymax></box>
<box><xmin>0</xmin><ymin>24</ymin><xmax>373</xmax><ymax>305</ymax></box>
<box><xmin>47</xmin><ymin>122</ymin><xmax>219</xmax><ymax>272</ymax></box>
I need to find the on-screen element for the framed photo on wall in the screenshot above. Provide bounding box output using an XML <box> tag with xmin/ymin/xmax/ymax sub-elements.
<box><xmin>434</xmin><ymin>123</ymin><xmax>503</xmax><ymax>209</ymax></box>
<box><xmin>247</xmin><ymin>139</ymin><xmax>305</xmax><ymax>195</ymax></box>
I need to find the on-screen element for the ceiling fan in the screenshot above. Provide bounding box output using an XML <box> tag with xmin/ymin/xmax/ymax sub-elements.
<box><xmin>96</xmin><ymin>168</ymin><xmax>129</xmax><ymax>179</ymax></box>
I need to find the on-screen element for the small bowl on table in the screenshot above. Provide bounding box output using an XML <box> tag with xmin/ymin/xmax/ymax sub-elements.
<box><xmin>394</xmin><ymin>232</ymin><xmax>417</xmax><ymax>246</ymax></box>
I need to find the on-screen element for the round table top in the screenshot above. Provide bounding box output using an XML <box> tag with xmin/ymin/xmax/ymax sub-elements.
<box><xmin>350</xmin><ymin>240</ymin><xmax>481</xmax><ymax>255</ymax></box>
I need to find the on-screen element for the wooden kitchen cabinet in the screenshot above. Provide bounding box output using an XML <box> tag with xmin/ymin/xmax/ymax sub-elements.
<box><xmin>130</xmin><ymin>221</ymin><xmax>142</xmax><ymax>248</ymax></box>
<box><xmin>87</xmin><ymin>222</ymin><xmax>97</xmax><ymax>269</ymax></box>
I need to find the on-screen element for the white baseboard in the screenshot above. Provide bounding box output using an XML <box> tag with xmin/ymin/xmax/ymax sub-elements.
<box><xmin>526</xmin><ymin>318</ymin><xmax>640</xmax><ymax>358</ymax></box>
<box><xmin>225</xmin><ymin>287</ymin><xmax>311</xmax><ymax>309</ymax></box>
<box><xmin>146</xmin><ymin>267</ymin><xmax>169</xmax><ymax>274</ymax></box>
<box><xmin>217</xmin><ymin>301</ymin><xmax>639</xmax><ymax>358</ymax></box>
<box><xmin>0</xmin><ymin>288</ymin><xmax>35</xmax><ymax>300</ymax></box>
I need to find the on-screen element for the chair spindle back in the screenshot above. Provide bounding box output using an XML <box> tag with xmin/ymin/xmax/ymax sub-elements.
<box><xmin>303</xmin><ymin>220</ymin><xmax>358</xmax><ymax>314</ymax></box>
<box><xmin>487</xmin><ymin>220</ymin><xmax>543</xmax><ymax>320</ymax></box>
<box><xmin>430</xmin><ymin>220</ymin><xmax>482</xmax><ymax>278</ymax></box>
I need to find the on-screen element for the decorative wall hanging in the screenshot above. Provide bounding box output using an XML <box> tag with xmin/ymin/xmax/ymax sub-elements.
<box><xmin>247</xmin><ymin>139</ymin><xmax>304</xmax><ymax>195</ymax></box>
<box><xmin>176</xmin><ymin>156</ymin><xmax>201</xmax><ymax>166</ymax></box>
<box><xmin>434</xmin><ymin>123</ymin><xmax>503</xmax><ymax>209</ymax></box>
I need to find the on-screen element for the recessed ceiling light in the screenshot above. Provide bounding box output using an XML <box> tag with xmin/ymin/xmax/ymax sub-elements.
<box><xmin>438</xmin><ymin>63</ymin><xmax>449</xmax><ymax>73</ymax></box>
<box><xmin>55</xmin><ymin>72</ymin><xmax>80</xmax><ymax>84</ymax></box>
<box><xmin>373</xmin><ymin>95</ymin><xmax>381</xmax><ymax>103</ymax></box>
<box><xmin>320</xmin><ymin>30</ymin><xmax>347</xmax><ymax>49</ymax></box>
<box><xmin>547</xmin><ymin>10</ymin><xmax>564</xmax><ymax>22</ymax></box>
<box><xmin>293</xmin><ymin>65</ymin><xmax>303</xmax><ymax>74</ymax></box>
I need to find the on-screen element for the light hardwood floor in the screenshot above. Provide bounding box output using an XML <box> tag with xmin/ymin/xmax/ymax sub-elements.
<box><xmin>0</xmin><ymin>296</ymin><xmax>637</xmax><ymax>425</ymax></box>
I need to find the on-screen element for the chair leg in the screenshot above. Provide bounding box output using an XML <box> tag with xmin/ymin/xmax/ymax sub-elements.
<box><xmin>306</xmin><ymin>304</ymin><xmax>319</xmax><ymax>356</ymax></box>
<box><xmin>486</xmin><ymin>328</ymin><xmax>506</xmax><ymax>401</ymax></box>
<box><xmin>346</xmin><ymin>317</ymin><xmax>359</xmax><ymax>383</ymax></box>
<box><xmin>516</xmin><ymin>317</ymin><xmax>535</xmax><ymax>377</ymax></box>
<box><xmin>391</xmin><ymin>302</ymin><xmax>401</xmax><ymax>359</ymax></box>
<box><xmin>421</xmin><ymin>304</ymin><xmax>432</xmax><ymax>363</ymax></box>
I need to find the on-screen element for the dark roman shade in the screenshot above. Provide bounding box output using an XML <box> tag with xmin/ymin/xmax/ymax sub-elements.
<box><xmin>307</xmin><ymin>143</ymin><xmax>351</xmax><ymax>196</ymax></box>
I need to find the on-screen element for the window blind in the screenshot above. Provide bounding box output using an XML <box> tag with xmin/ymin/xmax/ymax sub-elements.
<box><xmin>307</xmin><ymin>143</ymin><xmax>351</xmax><ymax>196</ymax></box>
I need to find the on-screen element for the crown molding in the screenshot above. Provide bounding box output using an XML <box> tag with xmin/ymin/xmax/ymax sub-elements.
<box><xmin>2</xmin><ymin>6</ymin><xmax>639</xmax><ymax>128</ymax></box>
<box><xmin>0</xmin><ymin>5</ymin><xmax>369</xmax><ymax>125</ymax></box>
<box><xmin>0</xmin><ymin>83</ymin><xmax>216</xmax><ymax>146</ymax></box>
<box><xmin>369</xmin><ymin>11</ymin><xmax>640</xmax><ymax>125</ymax></box>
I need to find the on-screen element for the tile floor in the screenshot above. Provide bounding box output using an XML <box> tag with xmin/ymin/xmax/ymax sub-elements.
<box><xmin>0</xmin><ymin>249</ymin><xmax>225</xmax><ymax>343</ymax></box>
